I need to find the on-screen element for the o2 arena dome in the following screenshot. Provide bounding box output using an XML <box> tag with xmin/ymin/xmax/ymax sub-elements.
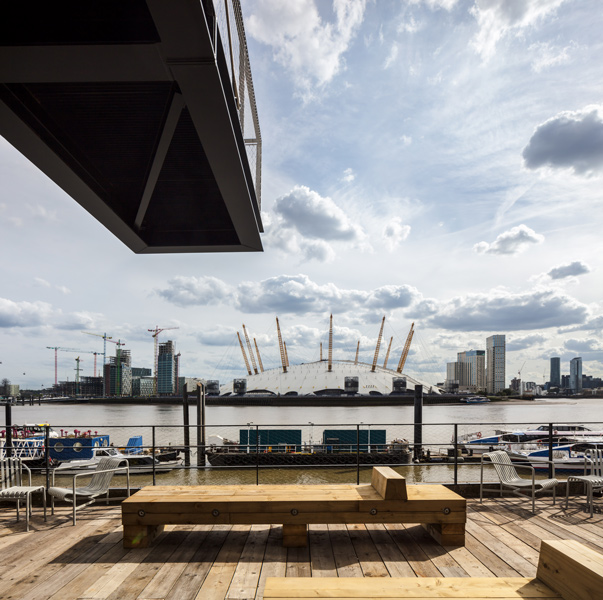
<box><xmin>218</xmin><ymin>316</ymin><xmax>441</xmax><ymax>397</ymax></box>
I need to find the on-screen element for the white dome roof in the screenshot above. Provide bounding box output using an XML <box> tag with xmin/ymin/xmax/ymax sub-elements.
<box><xmin>219</xmin><ymin>359</ymin><xmax>440</xmax><ymax>396</ymax></box>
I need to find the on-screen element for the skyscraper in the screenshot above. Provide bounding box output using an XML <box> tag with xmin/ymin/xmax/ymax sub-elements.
<box><xmin>550</xmin><ymin>357</ymin><xmax>561</xmax><ymax>388</ymax></box>
<box><xmin>158</xmin><ymin>340</ymin><xmax>176</xmax><ymax>395</ymax></box>
<box><xmin>570</xmin><ymin>357</ymin><xmax>583</xmax><ymax>393</ymax></box>
<box><xmin>457</xmin><ymin>350</ymin><xmax>486</xmax><ymax>391</ymax></box>
<box><xmin>486</xmin><ymin>335</ymin><xmax>506</xmax><ymax>394</ymax></box>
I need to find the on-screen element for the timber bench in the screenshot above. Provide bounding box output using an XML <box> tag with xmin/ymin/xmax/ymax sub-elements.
<box><xmin>264</xmin><ymin>539</ymin><xmax>603</xmax><ymax>600</ymax></box>
<box><xmin>122</xmin><ymin>466</ymin><xmax>466</xmax><ymax>548</ymax></box>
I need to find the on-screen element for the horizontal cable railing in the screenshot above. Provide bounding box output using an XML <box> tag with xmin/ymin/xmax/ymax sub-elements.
<box><xmin>2</xmin><ymin>420</ymin><xmax>603</xmax><ymax>488</ymax></box>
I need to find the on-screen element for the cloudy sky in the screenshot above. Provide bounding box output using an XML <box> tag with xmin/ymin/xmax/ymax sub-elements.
<box><xmin>1</xmin><ymin>0</ymin><xmax>602</xmax><ymax>391</ymax></box>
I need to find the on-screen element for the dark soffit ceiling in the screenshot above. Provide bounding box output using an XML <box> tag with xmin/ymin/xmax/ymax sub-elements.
<box><xmin>0</xmin><ymin>0</ymin><xmax>263</xmax><ymax>253</ymax></box>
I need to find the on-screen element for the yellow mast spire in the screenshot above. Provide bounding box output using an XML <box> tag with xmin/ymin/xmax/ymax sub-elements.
<box><xmin>383</xmin><ymin>336</ymin><xmax>393</xmax><ymax>369</ymax></box>
<box><xmin>397</xmin><ymin>323</ymin><xmax>415</xmax><ymax>374</ymax></box>
<box><xmin>371</xmin><ymin>316</ymin><xmax>385</xmax><ymax>372</ymax></box>
<box><xmin>276</xmin><ymin>317</ymin><xmax>287</xmax><ymax>373</ymax></box>
<box><xmin>328</xmin><ymin>314</ymin><xmax>333</xmax><ymax>372</ymax></box>
<box><xmin>237</xmin><ymin>331</ymin><xmax>252</xmax><ymax>375</ymax></box>
<box><xmin>242</xmin><ymin>324</ymin><xmax>258</xmax><ymax>375</ymax></box>
<box><xmin>254</xmin><ymin>338</ymin><xmax>264</xmax><ymax>372</ymax></box>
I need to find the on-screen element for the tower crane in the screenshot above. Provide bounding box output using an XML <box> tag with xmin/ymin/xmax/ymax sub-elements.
<box><xmin>148</xmin><ymin>326</ymin><xmax>179</xmax><ymax>395</ymax></box>
<box><xmin>46</xmin><ymin>347</ymin><xmax>101</xmax><ymax>385</ymax></box>
<box><xmin>81</xmin><ymin>331</ymin><xmax>112</xmax><ymax>395</ymax></box>
<box><xmin>74</xmin><ymin>356</ymin><xmax>82</xmax><ymax>396</ymax></box>
<box><xmin>46</xmin><ymin>346</ymin><xmax>60</xmax><ymax>386</ymax></box>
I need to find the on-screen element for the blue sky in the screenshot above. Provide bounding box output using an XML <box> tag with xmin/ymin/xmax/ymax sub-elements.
<box><xmin>1</xmin><ymin>0</ymin><xmax>602</xmax><ymax>390</ymax></box>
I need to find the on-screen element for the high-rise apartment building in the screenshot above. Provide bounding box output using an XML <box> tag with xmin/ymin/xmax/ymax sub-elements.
<box><xmin>457</xmin><ymin>350</ymin><xmax>486</xmax><ymax>391</ymax></box>
<box><xmin>569</xmin><ymin>357</ymin><xmax>583</xmax><ymax>393</ymax></box>
<box><xmin>486</xmin><ymin>335</ymin><xmax>506</xmax><ymax>394</ymax></box>
<box><xmin>158</xmin><ymin>340</ymin><xmax>176</xmax><ymax>395</ymax></box>
<box><xmin>550</xmin><ymin>357</ymin><xmax>561</xmax><ymax>388</ymax></box>
<box><xmin>445</xmin><ymin>361</ymin><xmax>472</xmax><ymax>392</ymax></box>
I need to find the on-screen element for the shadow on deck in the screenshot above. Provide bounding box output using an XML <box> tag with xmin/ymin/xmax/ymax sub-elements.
<box><xmin>1</xmin><ymin>497</ymin><xmax>602</xmax><ymax>599</ymax></box>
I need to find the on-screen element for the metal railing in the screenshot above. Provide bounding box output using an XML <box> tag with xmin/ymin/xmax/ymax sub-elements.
<box><xmin>3</xmin><ymin>417</ymin><xmax>603</xmax><ymax>488</ymax></box>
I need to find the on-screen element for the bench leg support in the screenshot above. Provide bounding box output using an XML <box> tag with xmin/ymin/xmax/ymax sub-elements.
<box><xmin>282</xmin><ymin>524</ymin><xmax>308</xmax><ymax>547</ymax></box>
<box><xmin>422</xmin><ymin>522</ymin><xmax>465</xmax><ymax>546</ymax></box>
<box><xmin>123</xmin><ymin>524</ymin><xmax>165</xmax><ymax>548</ymax></box>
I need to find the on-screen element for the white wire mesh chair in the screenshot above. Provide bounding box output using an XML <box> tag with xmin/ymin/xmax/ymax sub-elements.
<box><xmin>565</xmin><ymin>448</ymin><xmax>603</xmax><ymax>517</ymax></box>
<box><xmin>0</xmin><ymin>457</ymin><xmax>46</xmax><ymax>531</ymax></box>
<box><xmin>48</xmin><ymin>456</ymin><xmax>130</xmax><ymax>524</ymax></box>
<box><xmin>480</xmin><ymin>450</ymin><xmax>559</xmax><ymax>514</ymax></box>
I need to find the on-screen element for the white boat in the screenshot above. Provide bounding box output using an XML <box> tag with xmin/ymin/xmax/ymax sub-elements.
<box><xmin>460</xmin><ymin>396</ymin><xmax>490</xmax><ymax>404</ymax></box>
<box><xmin>509</xmin><ymin>440</ymin><xmax>603</xmax><ymax>474</ymax></box>
<box><xmin>53</xmin><ymin>446</ymin><xmax>180</xmax><ymax>475</ymax></box>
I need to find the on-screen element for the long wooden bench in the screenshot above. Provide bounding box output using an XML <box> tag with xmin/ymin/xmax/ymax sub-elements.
<box><xmin>121</xmin><ymin>466</ymin><xmax>466</xmax><ymax>549</ymax></box>
<box><xmin>264</xmin><ymin>539</ymin><xmax>603</xmax><ymax>600</ymax></box>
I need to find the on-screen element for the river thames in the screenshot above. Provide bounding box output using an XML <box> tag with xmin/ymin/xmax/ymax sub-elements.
<box><xmin>3</xmin><ymin>396</ymin><xmax>602</xmax><ymax>486</ymax></box>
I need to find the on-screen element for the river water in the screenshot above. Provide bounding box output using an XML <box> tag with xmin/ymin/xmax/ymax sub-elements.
<box><xmin>4</xmin><ymin>397</ymin><xmax>602</xmax><ymax>486</ymax></box>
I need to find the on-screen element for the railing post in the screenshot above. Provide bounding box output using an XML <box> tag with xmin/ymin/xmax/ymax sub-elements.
<box><xmin>356</xmin><ymin>424</ymin><xmax>360</xmax><ymax>485</ymax></box>
<box><xmin>453</xmin><ymin>423</ymin><xmax>458</xmax><ymax>486</ymax></box>
<box><xmin>5</xmin><ymin>403</ymin><xmax>12</xmax><ymax>457</ymax></box>
<box><xmin>548</xmin><ymin>423</ymin><xmax>554</xmax><ymax>480</ymax></box>
<box><xmin>414</xmin><ymin>385</ymin><xmax>423</xmax><ymax>461</ymax></box>
<box><xmin>45</xmin><ymin>424</ymin><xmax>50</xmax><ymax>493</ymax></box>
<box><xmin>196</xmin><ymin>383</ymin><xmax>205</xmax><ymax>467</ymax></box>
<box><xmin>152</xmin><ymin>426</ymin><xmax>156</xmax><ymax>486</ymax></box>
<box><xmin>183</xmin><ymin>390</ymin><xmax>190</xmax><ymax>467</ymax></box>
<box><xmin>255</xmin><ymin>424</ymin><xmax>259</xmax><ymax>485</ymax></box>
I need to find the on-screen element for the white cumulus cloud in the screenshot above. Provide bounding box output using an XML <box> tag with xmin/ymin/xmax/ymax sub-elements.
<box><xmin>548</xmin><ymin>261</ymin><xmax>591</xmax><ymax>280</ymax></box>
<box><xmin>470</xmin><ymin>0</ymin><xmax>567</xmax><ymax>60</ymax></box>
<box><xmin>383</xmin><ymin>217</ymin><xmax>411</xmax><ymax>251</ymax></box>
<box><xmin>473</xmin><ymin>224</ymin><xmax>544</xmax><ymax>255</ymax></box>
<box><xmin>523</xmin><ymin>105</ymin><xmax>603</xmax><ymax>175</ymax></box>
<box><xmin>247</xmin><ymin>0</ymin><xmax>366</xmax><ymax>98</ymax></box>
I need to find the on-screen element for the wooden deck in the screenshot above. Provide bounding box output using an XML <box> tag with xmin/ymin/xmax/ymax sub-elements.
<box><xmin>1</xmin><ymin>496</ymin><xmax>602</xmax><ymax>600</ymax></box>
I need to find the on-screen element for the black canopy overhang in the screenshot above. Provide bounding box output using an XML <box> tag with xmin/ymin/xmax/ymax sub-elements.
<box><xmin>0</xmin><ymin>0</ymin><xmax>263</xmax><ymax>253</ymax></box>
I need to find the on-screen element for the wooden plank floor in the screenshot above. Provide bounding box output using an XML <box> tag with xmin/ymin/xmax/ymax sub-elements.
<box><xmin>1</xmin><ymin>496</ymin><xmax>602</xmax><ymax>600</ymax></box>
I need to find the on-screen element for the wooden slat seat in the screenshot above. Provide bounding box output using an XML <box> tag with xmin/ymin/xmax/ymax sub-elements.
<box><xmin>263</xmin><ymin>539</ymin><xmax>603</xmax><ymax>600</ymax></box>
<box><xmin>121</xmin><ymin>466</ymin><xmax>466</xmax><ymax>549</ymax></box>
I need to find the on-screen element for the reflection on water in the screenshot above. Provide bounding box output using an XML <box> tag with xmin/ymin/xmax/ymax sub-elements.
<box><xmin>9</xmin><ymin>397</ymin><xmax>602</xmax><ymax>487</ymax></box>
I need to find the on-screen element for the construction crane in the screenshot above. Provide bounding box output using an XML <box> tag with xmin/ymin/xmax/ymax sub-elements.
<box><xmin>46</xmin><ymin>346</ymin><xmax>60</xmax><ymax>386</ymax></box>
<box><xmin>371</xmin><ymin>316</ymin><xmax>386</xmax><ymax>373</ymax></box>
<box><xmin>396</xmin><ymin>322</ymin><xmax>415</xmax><ymax>374</ymax></box>
<box><xmin>148</xmin><ymin>326</ymin><xmax>179</xmax><ymax>395</ymax></box>
<box><xmin>82</xmin><ymin>331</ymin><xmax>112</xmax><ymax>395</ymax></box>
<box><xmin>74</xmin><ymin>357</ymin><xmax>83</xmax><ymax>396</ymax></box>
<box><xmin>46</xmin><ymin>347</ymin><xmax>100</xmax><ymax>385</ymax></box>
